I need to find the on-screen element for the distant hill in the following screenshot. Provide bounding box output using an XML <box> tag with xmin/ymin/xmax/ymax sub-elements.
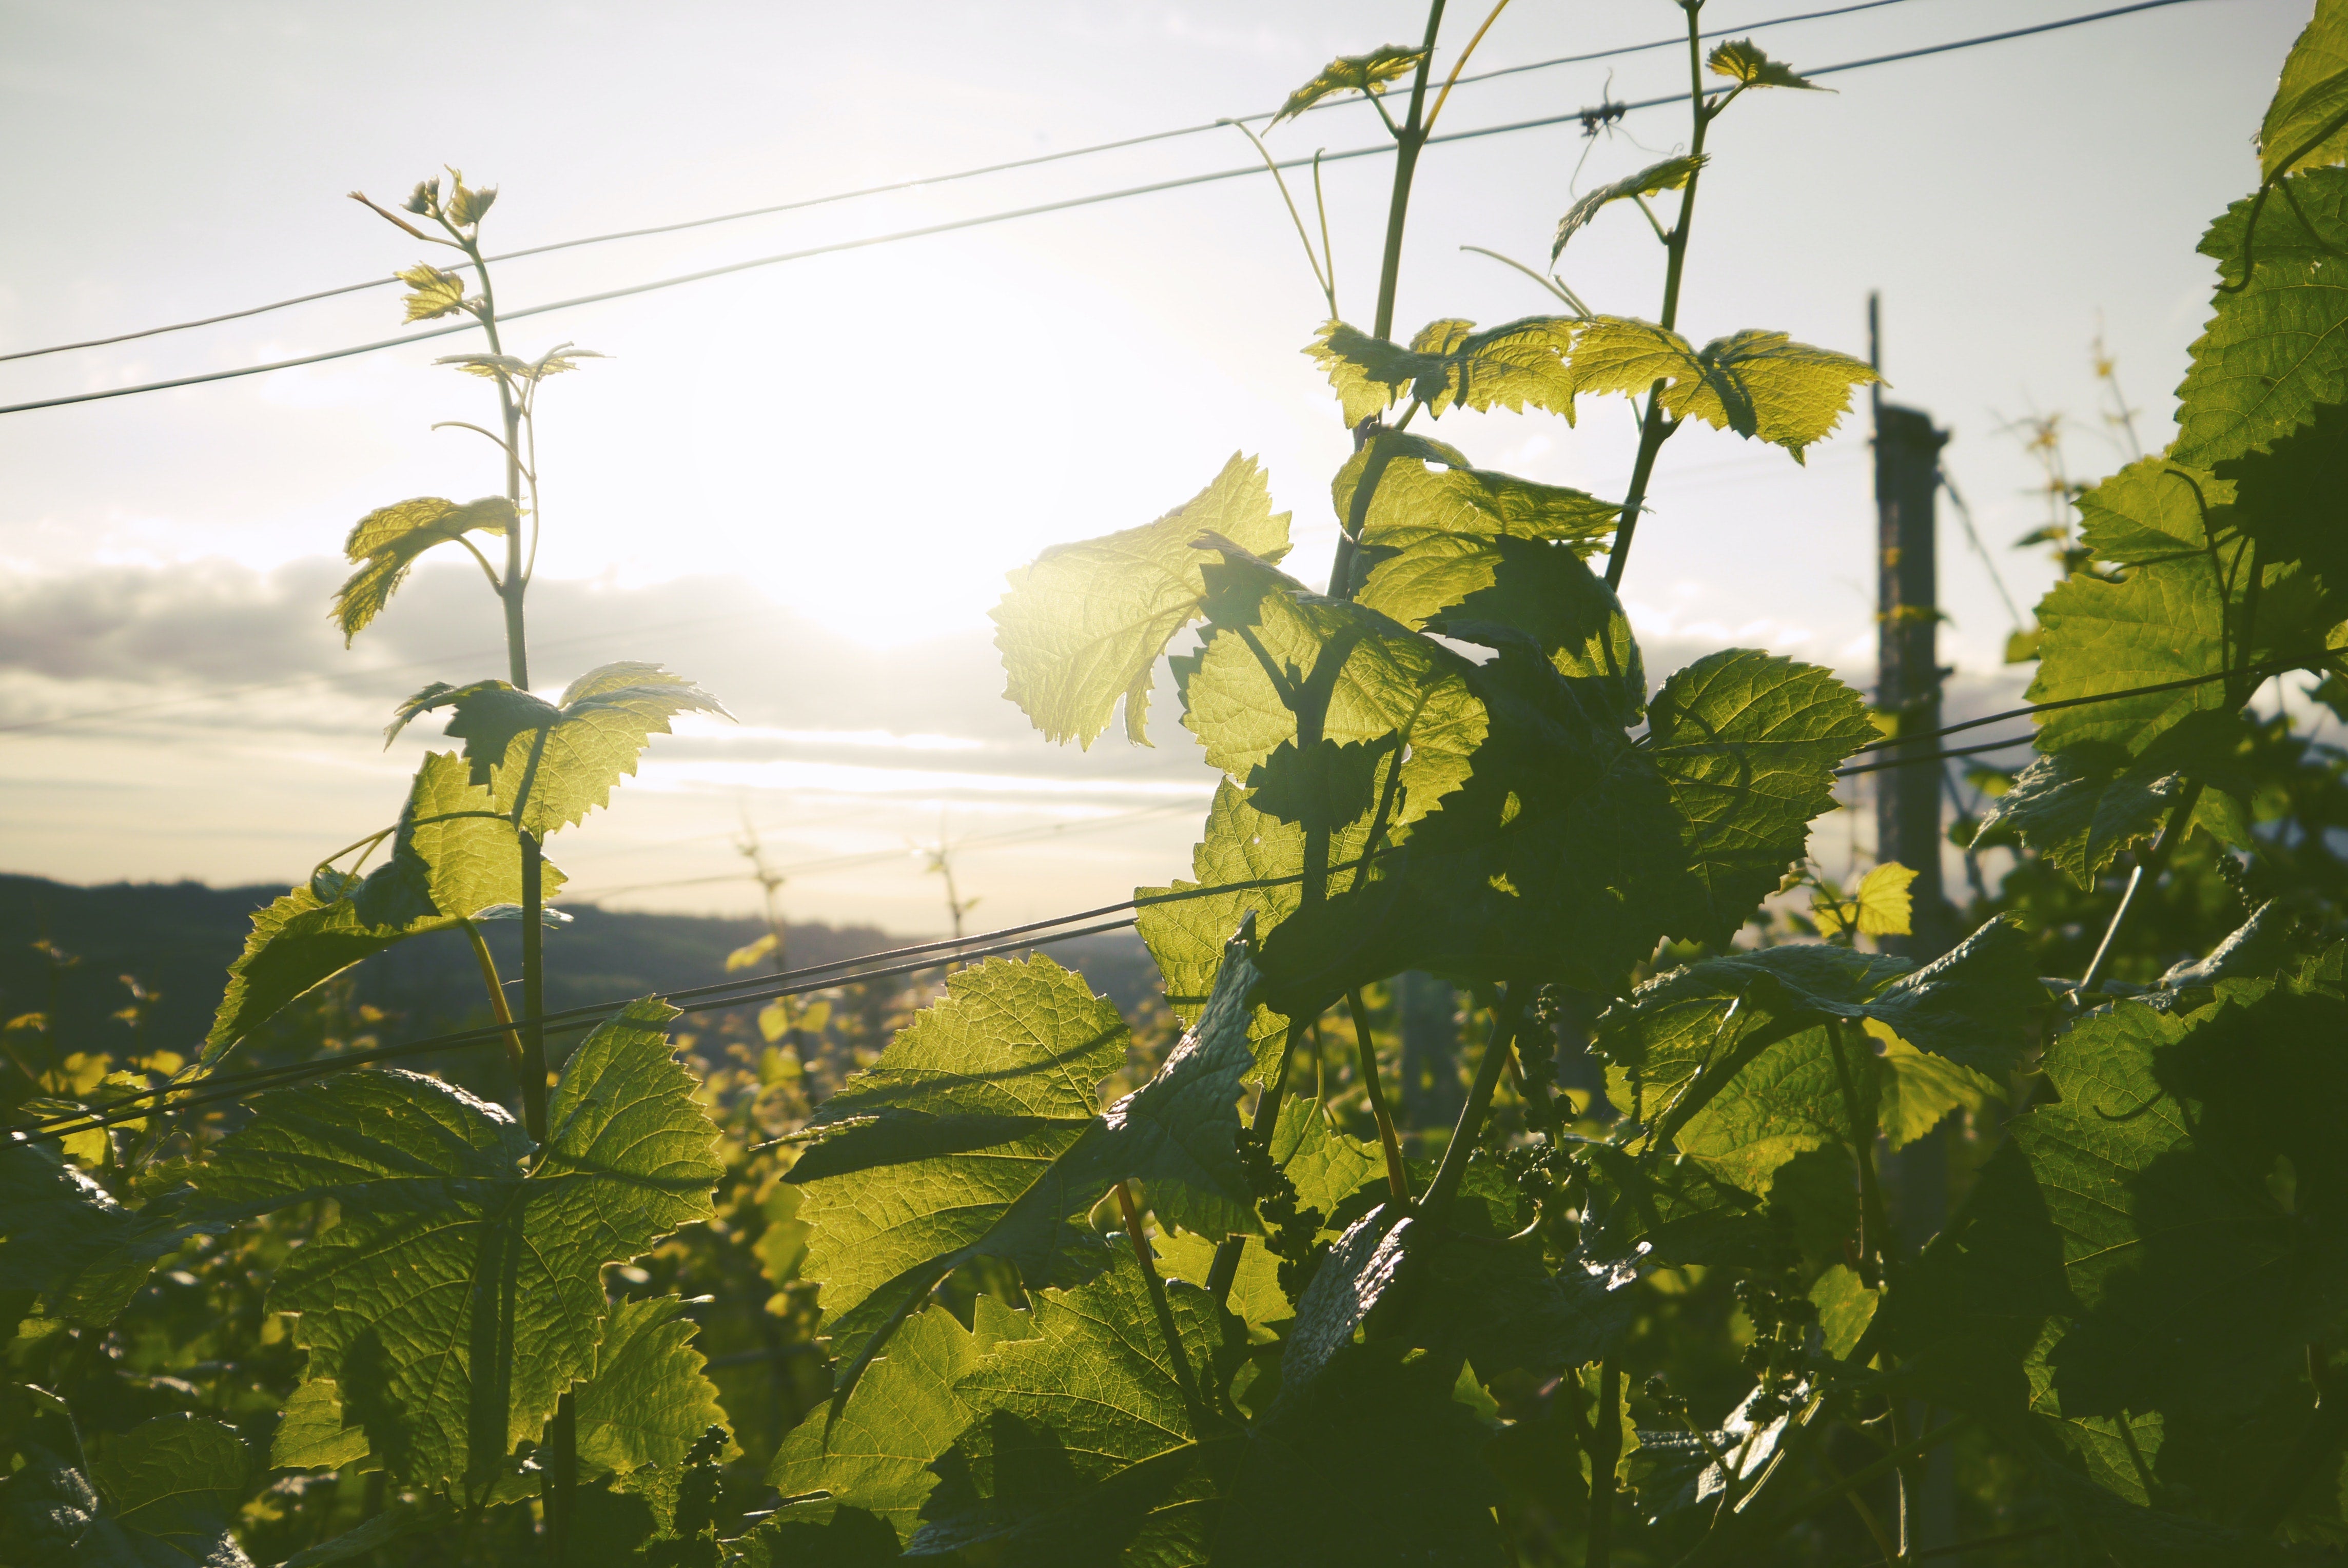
<box><xmin>0</xmin><ymin>873</ymin><xmax>1161</xmax><ymax>1063</ymax></box>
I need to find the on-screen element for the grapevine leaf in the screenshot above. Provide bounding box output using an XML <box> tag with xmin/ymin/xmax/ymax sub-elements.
<box><xmin>1412</xmin><ymin>315</ymin><xmax>1582</xmax><ymax>418</ymax></box>
<box><xmin>273</xmin><ymin>1502</ymin><xmax>448</xmax><ymax>1568</ymax></box>
<box><xmin>2024</xmin><ymin>1321</ymin><xmax>2166</xmax><ymax>1506</ymax></box>
<box><xmin>271</xmin><ymin>1378</ymin><xmax>373</xmax><ymax>1472</ymax></box>
<box><xmin>991</xmin><ymin>454</ymin><xmax>1293</xmax><ymax>747</ymax></box>
<box><xmin>1401</xmin><ymin>1236</ymin><xmax>1643</xmax><ymax>1381</ymax></box>
<box><xmin>787</xmin><ymin>938</ymin><xmax>1264</xmax><ymax>1379</ymax></box>
<box><xmin>1835</xmin><ymin>917</ymin><xmax>2047</xmax><ymax>1073</ymax></box>
<box><xmin>1339</xmin><ymin>445</ymin><xmax>1618</xmax><ymax>623</ymax></box>
<box><xmin>1646</xmin><ymin>650</ymin><xmax>1876</xmax><ymax>946</ymax></box>
<box><xmin>1155</xmin><ymin>1227</ymin><xmax>1292</xmax><ymax>1333</ymax></box>
<box><xmin>388</xmin><ymin>662</ymin><xmax>730</xmax><ymax>836</ymax></box>
<box><xmin>206</xmin><ymin>752</ymin><xmax>558</xmax><ymax>1061</ymax></box>
<box><xmin>2218</xmin><ymin>398</ymin><xmax>2348</xmax><ymax>593</ymax></box>
<box><xmin>1977</xmin><ymin>744</ymin><xmax>2199</xmax><ymax>887</ymax></box>
<box><xmin>1672</xmin><ymin>1024</ymin><xmax>1872</xmax><ymax>1194</ymax></box>
<box><xmin>1250</xmin><ymin>643</ymin><xmax>1682</xmax><ymax>1001</ymax></box>
<box><xmin>0</xmin><ymin>1138</ymin><xmax>215</xmax><ymax>1324</ymax></box>
<box><xmin>85</xmin><ymin>1413</ymin><xmax>249</xmax><ymax>1561</ymax></box>
<box><xmin>1303</xmin><ymin>323</ymin><xmax>1447</xmax><ymax>425</ymax></box>
<box><xmin>2027</xmin><ymin>977</ymin><xmax>2348</xmax><ymax>1419</ymax></box>
<box><xmin>332</xmin><ymin>496</ymin><xmax>514</xmax><ymax>643</ymax></box>
<box><xmin>1563</xmin><ymin>319</ymin><xmax>1878</xmax><ymax>459</ymax></box>
<box><xmin>910</xmin><ymin>1256</ymin><xmax>1246</xmax><ymax>1563</ymax></box>
<box><xmin>2258</xmin><ymin>0</ymin><xmax>2348</xmax><ymax>179</ymax></box>
<box><xmin>1215</xmin><ymin>1343</ymin><xmax>1506</xmax><ymax>1568</ymax></box>
<box><xmin>1423</xmin><ymin>536</ymin><xmax>1646</xmax><ymax>728</ymax></box>
<box><xmin>766</xmin><ymin>1300</ymin><xmax>1022</xmax><ymax>1545</ymax></box>
<box><xmin>395</xmin><ymin>263</ymin><xmax>468</xmax><ymax>322</ymax></box>
<box><xmin>2</xmin><ymin>1425</ymin><xmax>253</xmax><ymax>1567</ymax></box>
<box><xmin>1706</xmin><ymin>38</ymin><xmax>1824</xmax><ymax>89</ymax></box>
<box><xmin>1268</xmin><ymin>1097</ymin><xmax>1382</xmax><ymax>1225</ymax></box>
<box><xmin>1811</xmin><ymin>861</ymin><xmax>1915</xmax><ymax>939</ymax></box>
<box><xmin>1278</xmin><ymin>1206</ymin><xmax>1412</xmax><ymax>1408</ymax></box>
<box><xmin>1877</xmin><ymin>1031</ymin><xmax>2004</xmax><ymax>1149</ymax></box>
<box><xmin>2174</xmin><ymin>167</ymin><xmax>2348</xmax><ymax>466</ymax></box>
<box><xmin>2075</xmin><ymin>456</ymin><xmax>2235</xmax><ymax>566</ymax></box>
<box><xmin>1186</xmin><ymin>545</ymin><xmax>1488</xmax><ymax>838</ymax></box>
<box><xmin>1134</xmin><ymin>779</ymin><xmax>1337</xmax><ymax>1071</ymax></box>
<box><xmin>1552</xmin><ymin>154</ymin><xmax>1706</xmax><ymax>260</ymax></box>
<box><xmin>729</xmin><ymin>1506</ymin><xmax>902</xmax><ymax>1567</ymax></box>
<box><xmin>1810</xmin><ymin>1266</ymin><xmax>1881</xmax><ymax>1360</ymax></box>
<box><xmin>573</xmin><ymin>1295</ymin><xmax>731</xmax><ymax>1475</ymax></box>
<box><xmin>1582</xmin><ymin>1145</ymin><xmax>1772</xmax><ymax>1268</ymax></box>
<box><xmin>1270</xmin><ymin>45</ymin><xmax>1426</xmax><ymax>126</ymax></box>
<box><xmin>2027</xmin><ymin>545</ymin><xmax>2332</xmax><ymax>758</ymax></box>
<box><xmin>190</xmin><ymin>998</ymin><xmax>721</xmax><ymax>1490</ymax></box>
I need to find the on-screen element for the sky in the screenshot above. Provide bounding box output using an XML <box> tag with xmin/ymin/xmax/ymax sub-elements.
<box><xmin>0</xmin><ymin>0</ymin><xmax>2319</xmax><ymax>936</ymax></box>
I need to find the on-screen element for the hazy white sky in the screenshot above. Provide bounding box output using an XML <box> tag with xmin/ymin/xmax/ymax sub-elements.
<box><xmin>0</xmin><ymin>0</ymin><xmax>2314</xmax><ymax>933</ymax></box>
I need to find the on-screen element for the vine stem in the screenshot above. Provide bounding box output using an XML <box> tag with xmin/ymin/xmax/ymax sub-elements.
<box><xmin>1345</xmin><ymin>990</ymin><xmax>1412</xmax><ymax>1202</ymax></box>
<box><xmin>1828</xmin><ymin>1019</ymin><xmax>1890</xmax><ymax>1287</ymax></box>
<box><xmin>2076</xmin><ymin>780</ymin><xmax>2204</xmax><ymax>998</ymax></box>
<box><xmin>1603</xmin><ymin>1</ymin><xmax>1727</xmax><ymax>595</ymax></box>
<box><xmin>1205</xmin><ymin>1020</ymin><xmax>1303</xmax><ymax>1303</ymax></box>
<box><xmin>460</xmin><ymin>921</ymin><xmax>526</xmax><ymax>1079</ymax></box>
<box><xmin>1420</xmin><ymin>986</ymin><xmax>1523</xmax><ymax>1226</ymax></box>
<box><xmin>452</xmin><ymin>197</ymin><xmax>572</xmax><ymax>1568</ymax></box>
<box><xmin>1587</xmin><ymin>1355</ymin><xmax>1623</xmax><ymax>1568</ymax></box>
<box><xmin>1369</xmin><ymin>0</ymin><xmax>1449</xmax><ymax>344</ymax></box>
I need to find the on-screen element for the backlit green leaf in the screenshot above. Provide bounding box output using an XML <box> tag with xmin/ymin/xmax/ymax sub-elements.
<box><xmin>4</xmin><ymin>1415</ymin><xmax>253</xmax><ymax>1567</ymax></box>
<box><xmin>2074</xmin><ymin>456</ymin><xmax>2235</xmax><ymax>566</ymax></box>
<box><xmin>271</xmin><ymin>1378</ymin><xmax>373</xmax><ymax>1472</ymax></box>
<box><xmin>206</xmin><ymin>752</ymin><xmax>557</xmax><ymax>1060</ymax></box>
<box><xmin>1977</xmin><ymin>744</ymin><xmax>2197</xmax><ymax>887</ymax></box>
<box><xmin>1423</xmin><ymin>536</ymin><xmax>1646</xmax><ymax>728</ymax></box>
<box><xmin>992</xmin><ymin>453</ymin><xmax>1293</xmax><ymax>747</ymax></box>
<box><xmin>765</xmin><ymin>1299</ymin><xmax>1024</xmax><ymax>1544</ymax></box>
<box><xmin>0</xmin><ymin>1137</ymin><xmax>213</xmax><ymax>1324</ymax></box>
<box><xmin>1270</xmin><ymin>45</ymin><xmax>1426</xmax><ymax>127</ymax></box>
<box><xmin>573</xmin><ymin>1295</ymin><xmax>730</xmax><ymax>1476</ymax></box>
<box><xmin>1647</xmin><ymin>650</ymin><xmax>1875</xmax><ymax>946</ymax></box>
<box><xmin>2174</xmin><ymin>167</ymin><xmax>2348</xmax><ymax>466</ymax></box>
<box><xmin>1340</xmin><ymin>442</ymin><xmax>1619</xmax><ymax>626</ymax></box>
<box><xmin>1562</xmin><ymin>319</ymin><xmax>1879</xmax><ymax>460</ymax></box>
<box><xmin>1552</xmin><ymin>155</ymin><xmax>1705</xmax><ymax>260</ymax></box>
<box><xmin>910</xmin><ymin>1255</ymin><xmax>1245</xmax><ymax>1563</ymax></box>
<box><xmin>787</xmin><ymin>937</ymin><xmax>1265</xmax><ymax>1378</ymax></box>
<box><xmin>1706</xmin><ymin>38</ymin><xmax>1823</xmax><ymax>89</ymax></box>
<box><xmin>1303</xmin><ymin>323</ymin><xmax>1447</xmax><ymax>425</ymax></box>
<box><xmin>395</xmin><ymin>263</ymin><xmax>469</xmax><ymax>322</ymax></box>
<box><xmin>1412</xmin><ymin>315</ymin><xmax>1582</xmax><ymax>418</ymax></box>
<box><xmin>332</xmin><ymin>495</ymin><xmax>513</xmax><ymax>643</ymax></box>
<box><xmin>2258</xmin><ymin>0</ymin><xmax>2348</xmax><ymax>179</ymax></box>
<box><xmin>192</xmin><ymin>998</ymin><xmax>720</xmax><ymax>1491</ymax></box>
<box><xmin>389</xmin><ymin>662</ymin><xmax>729</xmax><ymax>836</ymax></box>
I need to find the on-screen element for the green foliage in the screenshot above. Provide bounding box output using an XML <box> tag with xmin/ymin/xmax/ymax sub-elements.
<box><xmin>190</xmin><ymin>998</ymin><xmax>721</xmax><ymax>1492</ymax></box>
<box><xmin>206</xmin><ymin>751</ymin><xmax>561</xmax><ymax>1059</ymax></box>
<box><xmin>333</xmin><ymin>495</ymin><xmax>514</xmax><ymax>643</ymax></box>
<box><xmin>1705</xmin><ymin>38</ymin><xmax>1824</xmax><ymax>90</ymax></box>
<box><xmin>390</xmin><ymin>661</ymin><xmax>730</xmax><ymax>836</ymax></box>
<box><xmin>1552</xmin><ymin>155</ymin><xmax>1706</xmax><ymax>260</ymax></box>
<box><xmin>2174</xmin><ymin>167</ymin><xmax>2348</xmax><ymax>467</ymax></box>
<box><xmin>2259</xmin><ymin>0</ymin><xmax>2348</xmax><ymax>178</ymax></box>
<box><xmin>27</xmin><ymin>10</ymin><xmax>2348</xmax><ymax>1564</ymax></box>
<box><xmin>992</xmin><ymin>453</ymin><xmax>1293</xmax><ymax>747</ymax></box>
<box><xmin>1270</xmin><ymin>45</ymin><xmax>1426</xmax><ymax>126</ymax></box>
<box><xmin>1558</xmin><ymin>318</ymin><xmax>1880</xmax><ymax>460</ymax></box>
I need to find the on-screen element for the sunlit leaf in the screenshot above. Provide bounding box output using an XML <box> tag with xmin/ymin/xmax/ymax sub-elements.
<box><xmin>1271</xmin><ymin>45</ymin><xmax>1426</xmax><ymax>127</ymax></box>
<box><xmin>1706</xmin><ymin>38</ymin><xmax>1824</xmax><ymax>90</ymax></box>
<box><xmin>388</xmin><ymin>662</ymin><xmax>730</xmax><ymax>836</ymax></box>
<box><xmin>2174</xmin><ymin>167</ymin><xmax>2348</xmax><ymax>466</ymax></box>
<box><xmin>331</xmin><ymin>495</ymin><xmax>514</xmax><ymax>643</ymax></box>
<box><xmin>1553</xmin><ymin>155</ymin><xmax>1705</xmax><ymax>260</ymax></box>
<box><xmin>1812</xmin><ymin>861</ymin><xmax>1916</xmax><ymax>940</ymax></box>
<box><xmin>191</xmin><ymin>998</ymin><xmax>720</xmax><ymax>1491</ymax></box>
<box><xmin>206</xmin><ymin>752</ymin><xmax>557</xmax><ymax>1060</ymax></box>
<box><xmin>1647</xmin><ymin>650</ymin><xmax>1874</xmax><ymax>946</ymax></box>
<box><xmin>2258</xmin><ymin>0</ymin><xmax>2348</xmax><ymax>179</ymax></box>
<box><xmin>395</xmin><ymin>263</ymin><xmax>469</xmax><ymax>323</ymax></box>
<box><xmin>1303</xmin><ymin>322</ymin><xmax>1449</xmax><ymax>425</ymax></box>
<box><xmin>1563</xmin><ymin>319</ymin><xmax>1879</xmax><ymax>460</ymax></box>
<box><xmin>992</xmin><ymin>453</ymin><xmax>1292</xmax><ymax>748</ymax></box>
